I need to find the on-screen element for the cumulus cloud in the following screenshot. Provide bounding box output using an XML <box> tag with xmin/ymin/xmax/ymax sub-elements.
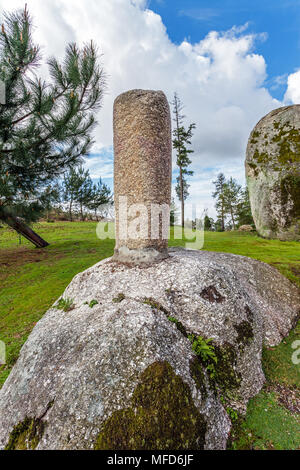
<box><xmin>0</xmin><ymin>0</ymin><xmax>283</xmax><ymax>215</ymax></box>
<box><xmin>284</xmin><ymin>70</ymin><xmax>300</xmax><ymax>104</ymax></box>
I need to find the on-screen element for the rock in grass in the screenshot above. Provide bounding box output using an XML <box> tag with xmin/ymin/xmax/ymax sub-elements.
<box><xmin>0</xmin><ymin>249</ymin><xmax>299</xmax><ymax>450</ymax></box>
<box><xmin>238</xmin><ymin>225</ymin><xmax>254</xmax><ymax>232</ymax></box>
<box><xmin>246</xmin><ymin>105</ymin><xmax>300</xmax><ymax>241</ymax></box>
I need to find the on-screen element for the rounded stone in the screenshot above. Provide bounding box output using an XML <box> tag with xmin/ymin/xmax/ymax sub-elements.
<box><xmin>113</xmin><ymin>89</ymin><xmax>172</xmax><ymax>263</ymax></box>
<box><xmin>246</xmin><ymin>105</ymin><xmax>300</xmax><ymax>241</ymax></box>
<box><xmin>0</xmin><ymin>249</ymin><xmax>298</xmax><ymax>450</ymax></box>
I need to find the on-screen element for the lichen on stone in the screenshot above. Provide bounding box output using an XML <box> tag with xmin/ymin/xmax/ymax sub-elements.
<box><xmin>251</xmin><ymin>122</ymin><xmax>300</xmax><ymax>171</ymax></box>
<box><xmin>279</xmin><ymin>174</ymin><xmax>300</xmax><ymax>223</ymax></box>
<box><xmin>94</xmin><ymin>361</ymin><xmax>207</xmax><ymax>450</ymax></box>
<box><xmin>246</xmin><ymin>105</ymin><xmax>300</xmax><ymax>241</ymax></box>
<box><xmin>252</xmin><ymin>149</ymin><xmax>269</xmax><ymax>167</ymax></box>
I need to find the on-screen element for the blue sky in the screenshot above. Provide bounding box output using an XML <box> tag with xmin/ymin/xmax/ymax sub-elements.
<box><xmin>148</xmin><ymin>0</ymin><xmax>300</xmax><ymax>101</ymax></box>
<box><xmin>1</xmin><ymin>0</ymin><xmax>300</xmax><ymax>216</ymax></box>
<box><xmin>151</xmin><ymin>0</ymin><xmax>300</xmax><ymax>89</ymax></box>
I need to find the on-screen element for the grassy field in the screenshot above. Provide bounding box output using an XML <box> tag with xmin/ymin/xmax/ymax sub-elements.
<box><xmin>0</xmin><ymin>221</ymin><xmax>299</xmax><ymax>449</ymax></box>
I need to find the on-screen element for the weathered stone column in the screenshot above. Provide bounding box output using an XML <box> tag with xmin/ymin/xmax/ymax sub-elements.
<box><xmin>113</xmin><ymin>89</ymin><xmax>172</xmax><ymax>264</ymax></box>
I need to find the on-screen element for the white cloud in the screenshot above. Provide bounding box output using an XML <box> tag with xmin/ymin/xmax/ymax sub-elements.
<box><xmin>284</xmin><ymin>70</ymin><xmax>300</xmax><ymax>104</ymax></box>
<box><xmin>0</xmin><ymin>0</ymin><xmax>283</xmax><ymax>216</ymax></box>
<box><xmin>84</xmin><ymin>156</ymin><xmax>113</xmax><ymax>180</ymax></box>
<box><xmin>270</xmin><ymin>73</ymin><xmax>288</xmax><ymax>91</ymax></box>
<box><xmin>84</xmin><ymin>148</ymin><xmax>114</xmax><ymax>180</ymax></box>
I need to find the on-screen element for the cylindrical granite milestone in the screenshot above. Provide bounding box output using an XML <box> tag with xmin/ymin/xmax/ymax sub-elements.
<box><xmin>113</xmin><ymin>89</ymin><xmax>172</xmax><ymax>264</ymax></box>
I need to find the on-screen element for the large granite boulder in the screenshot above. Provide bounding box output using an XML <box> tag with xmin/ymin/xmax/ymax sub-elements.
<box><xmin>246</xmin><ymin>105</ymin><xmax>300</xmax><ymax>241</ymax></box>
<box><xmin>0</xmin><ymin>249</ymin><xmax>299</xmax><ymax>450</ymax></box>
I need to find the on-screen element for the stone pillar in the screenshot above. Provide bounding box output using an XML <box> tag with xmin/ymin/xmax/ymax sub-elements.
<box><xmin>113</xmin><ymin>89</ymin><xmax>172</xmax><ymax>264</ymax></box>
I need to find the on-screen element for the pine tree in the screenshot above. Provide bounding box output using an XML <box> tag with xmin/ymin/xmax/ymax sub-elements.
<box><xmin>76</xmin><ymin>167</ymin><xmax>94</xmax><ymax>221</ymax></box>
<box><xmin>223</xmin><ymin>177</ymin><xmax>242</xmax><ymax>231</ymax></box>
<box><xmin>170</xmin><ymin>197</ymin><xmax>179</xmax><ymax>227</ymax></box>
<box><xmin>236</xmin><ymin>187</ymin><xmax>254</xmax><ymax>227</ymax></box>
<box><xmin>42</xmin><ymin>183</ymin><xmax>61</xmax><ymax>222</ymax></box>
<box><xmin>87</xmin><ymin>178</ymin><xmax>112</xmax><ymax>221</ymax></box>
<box><xmin>204</xmin><ymin>214</ymin><xmax>214</xmax><ymax>231</ymax></box>
<box><xmin>212</xmin><ymin>173</ymin><xmax>227</xmax><ymax>232</ymax></box>
<box><xmin>63</xmin><ymin>168</ymin><xmax>78</xmax><ymax>222</ymax></box>
<box><xmin>0</xmin><ymin>6</ymin><xmax>105</xmax><ymax>245</ymax></box>
<box><xmin>63</xmin><ymin>167</ymin><xmax>90</xmax><ymax>221</ymax></box>
<box><xmin>172</xmin><ymin>92</ymin><xmax>196</xmax><ymax>228</ymax></box>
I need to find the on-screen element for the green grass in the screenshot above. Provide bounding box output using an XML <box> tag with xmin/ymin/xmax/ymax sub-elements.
<box><xmin>263</xmin><ymin>323</ymin><xmax>300</xmax><ymax>388</ymax></box>
<box><xmin>0</xmin><ymin>222</ymin><xmax>115</xmax><ymax>388</ymax></box>
<box><xmin>230</xmin><ymin>392</ymin><xmax>300</xmax><ymax>450</ymax></box>
<box><xmin>229</xmin><ymin>323</ymin><xmax>300</xmax><ymax>450</ymax></box>
<box><xmin>0</xmin><ymin>221</ymin><xmax>299</xmax><ymax>449</ymax></box>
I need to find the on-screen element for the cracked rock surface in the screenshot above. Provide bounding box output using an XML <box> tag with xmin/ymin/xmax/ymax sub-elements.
<box><xmin>0</xmin><ymin>248</ymin><xmax>298</xmax><ymax>450</ymax></box>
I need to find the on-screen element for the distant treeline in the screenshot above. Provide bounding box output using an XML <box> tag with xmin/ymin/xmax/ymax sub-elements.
<box><xmin>170</xmin><ymin>173</ymin><xmax>254</xmax><ymax>232</ymax></box>
<box><xmin>41</xmin><ymin>166</ymin><xmax>113</xmax><ymax>223</ymax></box>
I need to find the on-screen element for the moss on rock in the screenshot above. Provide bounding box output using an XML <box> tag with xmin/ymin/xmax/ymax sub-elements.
<box><xmin>213</xmin><ymin>344</ymin><xmax>242</xmax><ymax>394</ymax></box>
<box><xmin>5</xmin><ymin>417</ymin><xmax>45</xmax><ymax>450</ymax></box>
<box><xmin>168</xmin><ymin>316</ymin><xmax>188</xmax><ymax>337</ymax></box>
<box><xmin>251</xmin><ymin>122</ymin><xmax>300</xmax><ymax>171</ymax></box>
<box><xmin>142</xmin><ymin>298</ymin><xmax>170</xmax><ymax>316</ymax></box>
<box><xmin>246</xmin><ymin>108</ymin><xmax>300</xmax><ymax>241</ymax></box>
<box><xmin>112</xmin><ymin>293</ymin><xmax>126</xmax><ymax>303</ymax></box>
<box><xmin>94</xmin><ymin>361</ymin><xmax>207</xmax><ymax>450</ymax></box>
<box><xmin>234</xmin><ymin>321</ymin><xmax>254</xmax><ymax>351</ymax></box>
<box><xmin>279</xmin><ymin>174</ymin><xmax>300</xmax><ymax>222</ymax></box>
<box><xmin>189</xmin><ymin>358</ymin><xmax>208</xmax><ymax>400</ymax></box>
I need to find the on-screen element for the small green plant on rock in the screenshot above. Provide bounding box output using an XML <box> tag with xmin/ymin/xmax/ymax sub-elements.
<box><xmin>188</xmin><ymin>334</ymin><xmax>217</xmax><ymax>362</ymax></box>
<box><xmin>220</xmin><ymin>396</ymin><xmax>239</xmax><ymax>422</ymax></box>
<box><xmin>188</xmin><ymin>334</ymin><xmax>218</xmax><ymax>378</ymax></box>
<box><xmin>56</xmin><ymin>298</ymin><xmax>75</xmax><ymax>313</ymax></box>
<box><xmin>88</xmin><ymin>300</ymin><xmax>99</xmax><ymax>309</ymax></box>
<box><xmin>226</xmin><ymin>407</ymin><xmax>239</xmax><ymax>422</ymax></box>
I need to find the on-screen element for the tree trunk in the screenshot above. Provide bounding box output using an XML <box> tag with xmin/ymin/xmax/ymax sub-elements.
<box><xmin>180</xmin><ymin>167</ymin><xmax>185</xmax><ymax>229</ymax></box>
<box><xmin>0</xmin><ymin>210</ymin><xmax>49</xmax><ymax>248</ymax></box>
<box><xmin>69</xmin><ymin>199</ymin><xmax>73</xmax><ymax>222</ymax></box>
<box><xmin>230</xmin><ymin>205</ymin><xmax>236</xmax><ymax>230</ymax></box>
<box><xmin>221</xmin><ymin>201</ymin><xmax>225</xmax><ymax>232</ymax></box>
<box><xmin>175</xmin><ymin>98</ymin><xmax>185</xmax><ymax>230</ymax></box>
